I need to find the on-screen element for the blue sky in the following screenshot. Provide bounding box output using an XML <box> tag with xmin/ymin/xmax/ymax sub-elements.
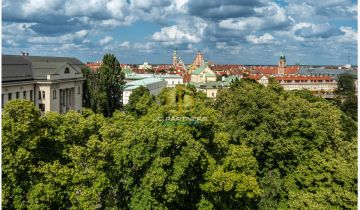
<box><xmin>2</xmin><ymin>0</ymin><xmax>358</xmax><ymax>65</ymax></box>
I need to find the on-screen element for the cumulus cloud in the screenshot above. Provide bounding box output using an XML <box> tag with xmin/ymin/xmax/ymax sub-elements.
<box><xmin>294</xmin><ymin>23</ymin><xmax>344</xmax><ymax>38</ymax></box>
<box><xmin>219</xmin><ymin>2</ymin><xmax>292</xmax><ymax>32</ymax></box>
<box><xmin>246</xmin><ymin>33</ymin><xmax>275</xmax><ymax>44</ymax></box>
<box><xmin>186</xmin><ymin>0</ymin><xmax>265</xmax><ymax>19</ymax></box>
<box><xmin>152</xmin><ymin>18</ymin><xmax>207</xmax><ymax>45</ymax></box>
<box><xmin>2</xmin><ymin>0</ymin><xmax>357</xmax><ymax>64</ymax></box>
<box><xmin>28</xmin><ymin>30</ymin><xmax>89</xmax><ymax>44</ymax></box>
<box><xmin>99</xmin><ymin>36</ymin><xmax>114</xmax><ymax>45</ymax></box>
<box><xmin>119</xmin><ymin>41</ymin><xmax>130</xmax><ymax>48</ymax></box>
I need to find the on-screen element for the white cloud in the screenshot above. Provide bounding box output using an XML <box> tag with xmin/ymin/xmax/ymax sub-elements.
<box><xmin>152</xmin><ymin>18</ymin><xmax>207</xmax><ymax>45</ymax></box>
<box><xmin>99</xmin><ymin>36</ymin><xmax>114</xmax><ymax>45</ymax></box>
<box><xmin>28</xmin><ymin>30</ymin><xmax>89</xmax><ymax>44</ymax></box>
<box><xmin>119</xmin><ymin>41</ymin><xmax>130</xmax><ymax>48</ymax></box>
<box><xmin>22</xmin><ymin>0</ymin><xmax>63</xmax><ymax>16</ymax></box>
<box><xmin>219</xmin><ymin>2</ymin><xmax>292</xmax><ymax>32</ymax></box>
<box><xmin>246</xmin><ymin>33</ymin><xmax>275</xmax><ymax>44</ymax></box>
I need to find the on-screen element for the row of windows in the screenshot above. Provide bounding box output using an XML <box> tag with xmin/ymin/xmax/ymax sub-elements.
<box><xmin>2</xmin><ymin>90</ymin><xmax>34</xmax><ymax>108</ymax></box>
<box><xmin>166</xmin><ymin>81</ymin><xmax>182</xmax><ymax>85</ymax></box>
<box><xmin>2</xmin><ymin>87</ymin><xmax>81</xmax><ymax>108</ymax></box>
<box><xmin>39</xmin><ymin>87</ymin><xmax>81</xmax><ymax>100</ymax></box>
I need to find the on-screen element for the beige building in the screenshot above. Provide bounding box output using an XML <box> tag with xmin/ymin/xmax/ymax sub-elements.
<box><xmin>2</xmin><ymin>55</ymin><xmax>85</xmax><ymax>113</ymax></box>
<box><xmin>247</xmin><ymin>74</ymin><xmax>337</xmax><ymax>93</ymax></box>
<box><xmin>190</xmin><ymin>64</ymin><xmax>217</xmax><ymax>83</ymax></box>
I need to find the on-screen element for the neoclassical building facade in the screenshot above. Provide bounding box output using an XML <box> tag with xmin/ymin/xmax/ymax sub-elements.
<box><xmin>2</xmin><ymin>55</ymin><xmax>85</xmax><ymax>113</ymax></box>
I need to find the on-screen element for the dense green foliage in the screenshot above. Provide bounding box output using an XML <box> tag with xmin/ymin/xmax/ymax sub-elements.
<box><xmin>335</xmin><ymin>74</ymin><xmax>357</xmax><ymax>121</ymax></box>
<box><xmin>83</xmin><ymin>54</ymin><xmax>125</xmax><ymax>117</ymax></box>
<box><xmin>2</xmin><ymin>79</ymin><xmax>357</xmax><ymax>209</ymax></box>
<box><xmin>125</xmin><ymin>86</ymin><xmax>155</xmax><ymax>118</ymax></box>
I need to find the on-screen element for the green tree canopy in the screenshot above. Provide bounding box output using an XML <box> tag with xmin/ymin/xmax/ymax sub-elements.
<box><xmin>84</xmin><ymin>54</ymin><xmax>125</xmax><ymax>117</ymax></box>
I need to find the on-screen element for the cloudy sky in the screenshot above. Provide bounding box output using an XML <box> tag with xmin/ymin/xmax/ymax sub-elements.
<box><xmin>2</xmin><ymin>0</ymin><xmax>358</xmax><ymax>65</ymax></box>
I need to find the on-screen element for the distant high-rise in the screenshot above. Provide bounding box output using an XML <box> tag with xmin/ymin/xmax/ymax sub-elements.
<box><xmin>278</xmin><ymin>53</ymin><xmax>286</xmax><ymax>74</ymax></box>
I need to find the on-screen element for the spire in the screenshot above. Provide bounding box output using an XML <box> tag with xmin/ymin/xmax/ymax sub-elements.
<box><xmin>280</xmin><ymin>52</ymin><xmax>285</xmax><ymax>60</ymax></box>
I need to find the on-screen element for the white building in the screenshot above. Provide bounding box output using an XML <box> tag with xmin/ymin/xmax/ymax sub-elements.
<box><xmin>138</xmin><ymin>62</ymin><xmax>152</xmax><ymax>70</ymax></box>
<box><xmin>247</xmin><ymin>74</ymin><xmax>337</xmax><ymax>93</ymax></box>
<box><xmin>123</xmin><ymin>78</ymin><xmax>166</xmax><ymax>105</ymax></box>
<box><xmin>124</xmin><ymin>72</ymin><xmax>183</xmax><ymax>88</ymax></box>
<box><xmin>2</xmin><ymin>55</ymin><xmax>85</xmax><ymax>113</ymax></box>
<box><xmin>157</xmin><ymin>74</ymin><xmax>183</xmax><ymax>88</ymax></box>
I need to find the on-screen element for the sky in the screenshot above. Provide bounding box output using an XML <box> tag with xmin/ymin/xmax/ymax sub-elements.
<box><xmin>2</xmin><ymin>0</ymin><xmax>358</xmax><ymax>65</ymax></box>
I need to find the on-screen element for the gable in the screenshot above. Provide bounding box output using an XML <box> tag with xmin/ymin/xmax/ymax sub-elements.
<box><xmin>53</xmin><ymin>63</ymin><xmax>80</xmax><ymax>75</ymax></box>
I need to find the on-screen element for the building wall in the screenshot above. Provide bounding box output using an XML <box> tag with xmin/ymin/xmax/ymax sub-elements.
<box><xmin>197</xmin><ymin>88</ymin><xmax>218</xmax><ymax>98</ymax></box>
<box><xmin>165</xmin><ymin>78</ymin><xmax>183</xmax><ymax>87</ymax></box>
<box><xmin>2</xmin><ymin>80</ymin><xmax>83</xmax><ymax>113</ymax></box>
<box><xmin>279</xmin><ymin>81</ymin><xmax>337</xmax><ymax>92</ymax></box>
<box><xmin>123</xmin><ymin>80</ymin><xmax>166</xmax><ymax>105</ymax></box>
<box><xmin>2</xmin><ymin>82</ymin><xmax>35</xmax><ymax>108</ymax></box>
<box><xmin>191</xmin><ymin>74</ymin><xmax>216</xmax><ymax>83</ymax></box>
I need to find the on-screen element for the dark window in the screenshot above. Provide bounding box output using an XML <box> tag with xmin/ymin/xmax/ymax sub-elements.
<box><xmin>64</xmin><ymin>67</ymin><xmax>70</xmax><ymax>74</ymax></box>
<box><xmin>39</xmin><ymin>104</ymin><xmax>45</xmax><ymax>112</ymax></box>
<box><xmin>16</xmin><ymin>92</ymin><xmax>19</xmax><ymax>99</ymax></box>
<box><xmin>30</xmin><ymin>90</ymin><xmax>33</xmax><ymax>101</ymax></box>
<box><xmin>23</xmin><ymin>91</ymin><xmax>27</xmax><ymax>99</ymax></box>
<box><xmin>38</xmin><ymin>91</ymin><xmax>41</xmax><ymax>99</ymax></box>
<box><xmin>53</xmin><ymin>90</ymin><xmax>57</xmax><ymax>99</ymax></box>
<box><xmin>42</xmin><ymin>91</ymin><xmax>45</xmax><ymax>99</ymax></box>
<box><xmin>8</xmin><ymin>93</ymin><xmax>12</xmax><ymax>101</ymax></box>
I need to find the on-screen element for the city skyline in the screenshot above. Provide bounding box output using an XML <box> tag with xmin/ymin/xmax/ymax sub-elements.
<box><xmin>2</xmin><ymin>0</ymin><xmax>358</xmax><ymax>65</ymax></box>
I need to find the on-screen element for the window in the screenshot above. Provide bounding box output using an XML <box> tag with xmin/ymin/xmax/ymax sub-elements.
<box><xmin>42</xmin><ymin>91</ymin><xmax>45</xmax><ymax>99</ymax></box>
<box><xmin>38</xmin><ymin>91</ymin><xmax>42</xmax><ymax>99</ymax></box>
<box><xmin>16</xmin><ymin>92</ymin><xmax>19</xmax><ymax>99</ymax></box>
<box><xmin>212</xmin><ymin>92</ymin><xmax>215</xmax><ymax>97</ymax></box>
<box><xmin>39</xmin><ymin>104</ymin><xmax>45</xmax><ymax>112</ymax></box>
<box><xmin>77</xmin><ymin>86</ymin><xmax>80</xmax><ymax>95</ymax></box>
<box><xmin>53</xmin><ymin>90</ymin><xmax>57</xmax><ymax>99</ymax></box>
<box><xmin>64</xmin><ymin>67</ymin><xmax>70</xmax><ymax>74</ymax></box>
<box><xmin>23</xmin><ymin>91</ymin><xmax>27</xmax><ymax>99</ymax></box>
<box><xmin>30</xmin><ymin>90</ymin><xmax>33</xmax><ymax>101</ymax></box>
<box><xmin>172</xmin><ymin>81</ymin><xmax>175</xmax><ymax>84</ymax></box>
<box><xmin>8</xmin><ymin>93</ymin><xmax>12</xmax><ymax>101</ymax></box>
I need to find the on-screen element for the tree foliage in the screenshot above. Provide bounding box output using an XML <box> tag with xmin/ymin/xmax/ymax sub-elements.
<box><xmin>2</xmin><ymin>78</ymin><xmax>357</xmax><ymax>209</ymax></box>
<box><xmin>125</xmin><ymin>86</ymin><xmax>155</xmax><ymax>118</ymax></box>
<box><xmin>214</xmin><ymin>79</ymin><xmax>357</xmax><ymax>209</ymax></box>
<box><xmin>83</xmin><ymin>54</ymin><xmax>125</xmax><ymax>117</ymax></box>
<box><xmin>335</xmin><ymin>74</ymin><xmax>357</xmax><ymax>121</ymax></box>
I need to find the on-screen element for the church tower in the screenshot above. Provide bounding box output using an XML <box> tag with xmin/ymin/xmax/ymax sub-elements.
<box><xmin>278</xmin><ymin>53</ymin><xmax>286</xmax><ymax>74</ymax></box>
<box><xmin>192</xmin><ymin>51</ymin><xmax>205</xmax><ymax>66</ymax></box>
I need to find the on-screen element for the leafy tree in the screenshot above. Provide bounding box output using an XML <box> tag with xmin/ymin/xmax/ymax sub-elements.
<box><xmin>2</xmin><ymin>100</ymin><xmax>41</xmax><ymax>209</ymax></box>
<box><xmin>2</xmin><ymin>77</ymin><xmax>357</xmax><ymax>209</ymax></box>
<box><xmin>85</xmin><ymin>54</ymin><xmax>125</xmax><ymax>117</ymax></box>
<box><xmin>125</xmin><ymin>86</ymin><xmax>155</xmax><ymax>118</ymax></box>
<box><xmin>214</xmin><ymin>79</ymin><xmax>357</xmax><ymax>209</ymax></box>
<box><xmin>81</xmin><ymin>67</ymin><xmax>93</xmax><ymax>108</ymax></box>
<box><xmin>337</xmin><ymin>73</ymin><xmax>356</xmax><ymax>96</ymax></box>
<box><xmin>335</xmin><ymin>74</ymin><xmax>357</xmax><ymax>121</ymax></box>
